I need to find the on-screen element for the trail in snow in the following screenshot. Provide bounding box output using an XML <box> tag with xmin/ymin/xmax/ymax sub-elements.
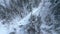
<box><xmin>11</xmin><ymin>7</ymin><xmax>41</xmax><ymax>34</ymax></box>
<box><xmin>9</xmin><ymin>2</ymin><xmax>44</xmax><ymax>34</ymax></box>
<box><xmin>0</xmin><ymin>0</ymin><xmax>41</xmax><ymax>34</ymax></box>
<box><xmin>0</xmin><ymin>0</ymin><xmax>58</xmax><ymax>34</ymax></box>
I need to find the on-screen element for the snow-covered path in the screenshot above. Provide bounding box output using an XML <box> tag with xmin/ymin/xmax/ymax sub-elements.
<box><xmin>0</xmin><ymin>0</ymin><xmax>52</xmax><ymax>34</ymax></box>
<box><xmin>0</xmin><ymin>0</ymin><xmax>59</xmax><ymax>34</ymax></box>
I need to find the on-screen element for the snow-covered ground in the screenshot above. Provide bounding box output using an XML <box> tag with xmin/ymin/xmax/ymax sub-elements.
<box><xmin>0</xmin><ymin>0</ymin><xmax>59</xmax><ymax>34</ymax></box>
<box><xmin>0</xmin><ymin>0</ymin><xmax>9</xmax><ymax>7</ymax></box>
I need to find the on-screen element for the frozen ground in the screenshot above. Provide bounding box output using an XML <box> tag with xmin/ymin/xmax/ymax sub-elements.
<box><xmin>0</xmin><ymin>0</ymin><xmax>60</xmax><ymax>34</ymax></box>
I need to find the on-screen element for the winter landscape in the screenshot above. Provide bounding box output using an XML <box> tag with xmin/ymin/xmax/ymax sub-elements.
<box><xmin>0</xmin><ymin>0</ymin><xmax>60</xmax><ymax>34</ymax></box>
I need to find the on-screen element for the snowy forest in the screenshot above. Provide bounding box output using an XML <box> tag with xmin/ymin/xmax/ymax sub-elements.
<box><xmin>0</xmin><ymin>0</ymin><xmax>60</xmax><ymax>34</ymax></box>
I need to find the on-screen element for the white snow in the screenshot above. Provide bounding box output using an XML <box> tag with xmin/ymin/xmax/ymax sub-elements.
<box><xmin>0</xmin><ymin>0</ymin><xmax>9</xmax><ymax>7</ymax></box>
<box><xmin>0</xmin><ymin>0</ymin><xmax>58</xmax><ymax>34</ymax></box>
<box><xmin>0</xmin><ymin>20</ymin><xmax>9</xmax><ymax>34</ymax></box>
